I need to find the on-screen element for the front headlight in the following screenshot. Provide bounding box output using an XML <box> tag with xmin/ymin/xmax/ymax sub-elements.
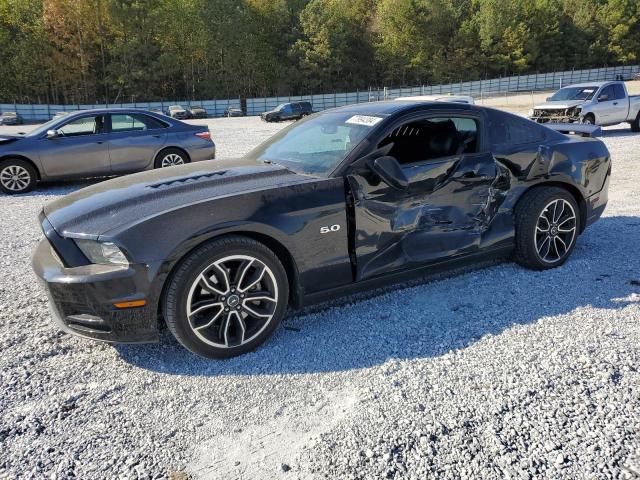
<box><xmin>75</xmin><ymin>239</ymin><xmax>129</xmax><ymax>265</ymax></box>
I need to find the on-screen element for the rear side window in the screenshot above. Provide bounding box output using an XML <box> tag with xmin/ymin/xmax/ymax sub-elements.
<box><xmin>613</xmin><ymin>84</ymin><xmax>626</xmax><ymax>100</ymax></box>
<box><xmin>111</xmin><ymin>114</ymin><xmax>167</xmax><ymax>132</ymax></box>
<box><xmin>599</xmin><ymin>85</ymin><xmax>615</xmax><ymax>101</ymax></box>
<box><xmin>488</xmin><ymin>110</ymin><xmax>546</xmax><ymax>147</ymax></box>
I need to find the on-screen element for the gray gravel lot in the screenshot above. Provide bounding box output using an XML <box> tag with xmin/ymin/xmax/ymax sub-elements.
<box><xmin>0</xmin><ymin>116</ymin><xmax>639</xmax><ymax>479</ymax></box>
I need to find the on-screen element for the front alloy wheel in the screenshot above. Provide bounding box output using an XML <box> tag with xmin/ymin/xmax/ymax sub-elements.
<box><xmin>163</xmin><ymin>236</ymin><xmax>289</xmax><ymax>358</ymax></box>
<box><xmin>0</xmin><ymin>160</ymin><xmax>36</xmax><ymax>194</ymax></box>
<box><xmin>186</xmin><ymin>255</ymin><xmax>279</xmax><ymax>349</ymax></box>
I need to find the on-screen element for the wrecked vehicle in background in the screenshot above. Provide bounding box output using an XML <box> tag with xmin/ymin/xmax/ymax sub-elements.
<box><xmin>530</xmin><ymin>81</ymin><xmax>640</xmax><ymax>132</ymax></box>
<box><xmin>33</xmin><ymin>101</ymin><xmax>610</xmax><ymax>359</ymax></box>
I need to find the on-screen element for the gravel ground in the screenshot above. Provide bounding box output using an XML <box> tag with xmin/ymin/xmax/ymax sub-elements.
<box><xmin>0</xmin><ymin>116</ymin><xmax>639</xmax><ymax>479</ymax></box>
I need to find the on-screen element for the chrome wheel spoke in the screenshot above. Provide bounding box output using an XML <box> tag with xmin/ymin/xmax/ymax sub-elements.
<box><xmin>537</xmin><ymin>236</ymin><xmax>551</xmax><ymax>259</ymax></box>
<box><xmin>188</xmin><ymin>300</ymin><xmax>224</xmax><ymax>319</ymax></box>
<box><xmin>554</xmin><ymin>235</ymin><xmax>568</xmax><ymax>254</ymax></box>
<box><xmin>238</xmin><ymin>263</ymin><xmax>266</xmax><ymax>293</ymax></box>
<box><xmin>552</xmin><ymin>200</ymin><xmax>565</xmax><ymax>223</ymax></box>
<box><xmin>192</xmin><ymin>305</ymin><xmax>225</xmax><ymax>331</ymax></box>
<box><xmin>199</xmin><ymin>264</ymin><xmax>230</xmax><ymax>295</ymax></box>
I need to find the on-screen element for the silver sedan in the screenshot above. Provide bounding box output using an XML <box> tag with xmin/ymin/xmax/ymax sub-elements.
<box><xmin>0</xmin><ymin>108</ymin><xmax>215</xmax><ymax>194</ymax></box>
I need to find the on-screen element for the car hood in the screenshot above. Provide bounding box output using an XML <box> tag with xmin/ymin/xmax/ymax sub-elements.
<box><xmin>533</xmin><ymin>100</ymin><xmax>585</xmax><ymax>110</ymax></box>
<box><xmin>43</xmin><ymin>158</ymin><xmax>312</xmax><ymax>238</ymax></box>
<box><xmin>0</xmin><ymin>134</ymin><xmax>23</xmax><ymax>145</ymax></box>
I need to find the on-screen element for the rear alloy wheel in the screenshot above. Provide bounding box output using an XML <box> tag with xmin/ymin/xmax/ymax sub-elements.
<box><xmin>155</xmin><ymin>148</ymin><xmax>188</xmax><ymax>168</ymax></box>
<box><xmin>0</xmin><ymin>160</ymin><xmax>36</xmax><ymax>194</ymax></box>
<box><xmin>514</xmin><ymin>187</ymin><xmax>580</xmax><ymax>270</ymax></box>
<box><xmin>163</xmin><ymin>236</ymin><xmax>289</xmax><ymax>358</ymax></box>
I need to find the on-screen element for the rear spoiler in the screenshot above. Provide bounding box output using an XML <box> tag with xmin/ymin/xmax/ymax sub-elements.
<box><xmin>544</xmin><ymin>123</ymin><xmax>602</xmax><ymax>138</ymax></box>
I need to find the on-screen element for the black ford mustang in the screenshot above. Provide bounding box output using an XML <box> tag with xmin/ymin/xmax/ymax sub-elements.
<box><xmin>32</xmin><ymin>101</ymin><xmax>611</xmax><ymax>359</ymax></box>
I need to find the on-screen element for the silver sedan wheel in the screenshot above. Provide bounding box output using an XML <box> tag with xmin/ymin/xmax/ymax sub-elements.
<box><xmin>186</xmin><ymin>255</ymin><xmax>279</xmax><ymax>348</ymax></box>
<box><xmin>161</xmin><ymin>153</ymin><xmax>185</xmax><ymax>167</ymax></box>
<box><xmin>0</xmin><ymin>165</ymin><xmax>31</xmax><ymax>192</ymax></box>
<box><xmin>535</xmin><ymin>198</ymin><xmax>577</xmax><ymax>263</ymax></box>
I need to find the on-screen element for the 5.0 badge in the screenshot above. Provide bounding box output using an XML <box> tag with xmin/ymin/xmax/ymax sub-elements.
<box><xmin>320</xmin><ymin>224</ymin><xmax>341</xmax><ymax>234</ymax></box>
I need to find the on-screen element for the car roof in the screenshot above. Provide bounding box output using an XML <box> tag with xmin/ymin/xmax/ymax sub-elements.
<box><xmin>323</xmin><ymin>100</ymin><xmax>473</xmax><ymax>117</ymax></box>
<box><xmin>563</xmin><ymin>81</ymin><xmax>617</xmax><ymax>88</ymax></box>
<box><xmin>52</xmin><ymin>108</ymin><xmax>170</xmax><ymax>117</ymax></box>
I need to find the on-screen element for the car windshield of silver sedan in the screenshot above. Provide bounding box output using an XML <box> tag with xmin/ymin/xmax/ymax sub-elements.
<box><xmin>245</xmin><ymin>112</ymin><xmax>376</xmax><ymax>175</ymax></box>
<box><xmin>549</xmin><ymin>86</ymin><xmax>597</xmax><ymax>101</ymax></box>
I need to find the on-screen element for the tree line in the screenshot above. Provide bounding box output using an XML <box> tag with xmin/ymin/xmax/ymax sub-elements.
<box><xmin>0</xmin><ymin>0</ymin><xmax>638</xmax><ymax>104</ymax></box>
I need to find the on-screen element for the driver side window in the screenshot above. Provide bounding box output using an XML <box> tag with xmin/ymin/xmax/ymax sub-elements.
<box><xmin>599</xmin><ymin>86</ymin><xmax>614</xmax><ymax>101</ymax></box>
<box><xmin>58</xmin><ymin>115</ymin><xmax>104</xmax><ymax>137</ymax></box>
<box><xmin>378</xmin><ymin>116</ymin><xmax>479</xmax><ymax>166</ymax></box>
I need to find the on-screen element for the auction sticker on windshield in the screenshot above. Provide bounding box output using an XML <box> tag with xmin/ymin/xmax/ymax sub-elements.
<box><xmin>345</xmin><ymin>115</ymin><xmax>383</xmax><ymax>127</ymax></box>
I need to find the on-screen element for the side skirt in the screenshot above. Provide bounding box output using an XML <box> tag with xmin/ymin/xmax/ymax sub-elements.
<box><xmin>298</xmin><ymin>245</ymin><xmax>514</xmax><ymax>310</ymax></box>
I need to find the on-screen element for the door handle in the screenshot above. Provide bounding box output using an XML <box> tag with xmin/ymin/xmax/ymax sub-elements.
<box><xmin>152</xmin><ymin>135</ymin><xmax>161</xmax><ymax>138</ymax></box>
<box><xmin>613</xmin><ymin>102</ymin><xmax>618</xmax><ymax>105</ymax></box>
<box><xmin>96</xmin><ymin>141</ymin><xmax>104</xmax><ymax>144</ymax></box>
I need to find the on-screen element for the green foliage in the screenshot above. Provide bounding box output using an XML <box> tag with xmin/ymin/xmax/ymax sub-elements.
<box><xmin>0</xmin><ymin>0</ymin><xmax>637</xmax><ymax>103</ymax></box>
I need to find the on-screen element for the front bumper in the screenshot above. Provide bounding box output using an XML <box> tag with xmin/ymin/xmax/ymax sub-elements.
<box><xmin>530</xmin><ymin>109</ymin><xmax>582</xmax><ymax>124</ymax></box>
<box><xmin>32</xmin><ymin>238</ymin><xmax>160</xmax><ymax>343</ymax></box>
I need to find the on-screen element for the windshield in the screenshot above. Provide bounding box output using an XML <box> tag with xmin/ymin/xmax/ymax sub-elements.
<box><xmin>245</xmin><ymin>112</ymin><xmax>380</xmax><ymax>175</ymax></box>
<box><xmin>549</xmin><ymin>86</ymin><xmax>597</xmax><ymax>101</ymax></box>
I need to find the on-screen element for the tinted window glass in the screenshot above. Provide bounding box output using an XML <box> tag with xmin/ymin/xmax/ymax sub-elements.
<box><xmin>613</xmin><ymin>84</ymin><xmax>626</xmax><ymax>100</ymax></box>
<box><xmin>58</xmin><ymin>115</ymin><xmax>104</xmax><ymax>136</ymax></box>
<box><xmin>379</xmin><ymin>116</ymin><xmax>479</xmax><ymax>165</ymax></box>
<box><xmin>489</xmin><ymin>111</ymin><xmax>545</xmax><ymax>146</ymax></box>
<box><xmin>111</xmin><ymin>114</ymin><xmax>166</xmax><ymax>132</ymax></box>
<box><xmin>599</xmin><ymin>86</ymin><xmax>615</xmax><ymax>101</ymax></box>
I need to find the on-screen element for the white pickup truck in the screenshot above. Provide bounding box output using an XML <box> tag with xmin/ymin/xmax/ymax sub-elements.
<box><xmin>529</xmin><ymin>80</ymin><xmax>640</xmax><ymax>132</ymax></box>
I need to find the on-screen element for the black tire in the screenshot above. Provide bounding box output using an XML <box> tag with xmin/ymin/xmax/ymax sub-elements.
<box><xmin>631</xmin><ymin>112</ymin><xmax>640</xmax><ymax>132</ymax></box>
<box><xmin>154</xmin><ymin>147</ymin><xmax>189</xmax><ymax>169</ymax></box>
<box><xmin>513</xmin><ymin>187</ymin><xmax>581</xmax><ymax>270</ymax></box>
<box><xmin>582</xmin><ymin>113</ymin><xmax>595</xmax><ymax>125</ymax></box>
<box><xmin>0</xmin><ymin>158</ymin><xmax>37</xmax><ymax>194</ymax></box>
<box><xmin>163</xmin><ymin>236</ymin><xmax>289</xmax><ymax>359</ymax></box>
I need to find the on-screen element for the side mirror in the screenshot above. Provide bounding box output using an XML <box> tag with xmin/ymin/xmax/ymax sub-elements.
<box><xmin>597</xmin><ymin>94</ymin><xmax>609</xmax><ymax>102</ymax></box>
<box><xmin>370</xmin><ymin>156</ymin><xmax>408</xmax><ymax>190</ymax></box>
<box><xmin>46</xmin><ymin>129</ymin><xmax>59</xmax><ymax>139</ymax></box>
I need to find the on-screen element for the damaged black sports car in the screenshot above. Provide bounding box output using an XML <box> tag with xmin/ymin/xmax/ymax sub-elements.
<box><xmin>32</xmin><ymin>101</ymin><xmax>611</xmax><ymax>358</ymax></box>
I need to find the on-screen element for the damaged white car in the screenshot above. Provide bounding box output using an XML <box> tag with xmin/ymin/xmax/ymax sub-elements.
<box><xmin>529</xmin><ymin>81</ymin><xmax>640</xmax><ymax>132</ymax></box>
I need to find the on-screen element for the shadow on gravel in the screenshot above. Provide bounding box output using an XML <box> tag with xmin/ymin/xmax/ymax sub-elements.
<box><xmin>116</xmin><ymin>215</ymin><xmax>640</xmax><ymax>376</ymax></box>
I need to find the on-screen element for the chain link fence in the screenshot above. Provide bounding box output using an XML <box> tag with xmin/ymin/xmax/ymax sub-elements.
<box><xmin>2</xmin><ymin>65</ymin><xmax>638</xmax><ymax>122</ymax></box>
